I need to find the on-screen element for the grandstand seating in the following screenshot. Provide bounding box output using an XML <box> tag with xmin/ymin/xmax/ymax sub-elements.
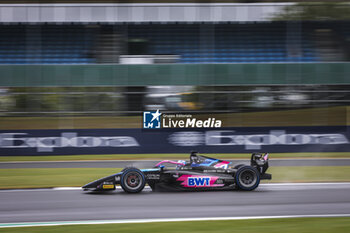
<box><xmin>1</xmin><ymin>22</ymin><xmax>348</xmax><ymax>64</ymax></box>
<box><xmin>0</xmin><ymin>25</ymin><xmax>95</xmax><ymax>64</ymax></box>
<box><xmin>128</xmin><ymin>22</ymin><xmax>318</xmax><ymax>63</ymax></box>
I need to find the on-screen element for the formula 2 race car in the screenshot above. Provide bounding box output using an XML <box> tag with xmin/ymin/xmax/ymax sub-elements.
<box><xmin>82</xmin><ymin>152</ymin><xmax>271</xmax><ymax>193</ymax></box>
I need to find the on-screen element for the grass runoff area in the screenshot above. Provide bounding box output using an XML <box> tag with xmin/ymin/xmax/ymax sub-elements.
<box><xmin>1</xmin><ymin>217</ymin><xmax>349</xmax><ymax>233</ymax></box>
<box><xmin>1</xmin><ymin>152</ymin><xmax>350</xmax><ymax>162</ymax></box>
<box><xmin>0</xmin><ymin>166</ymin><xmax>349</xmax><ymax>189</ymax></box>
<box><xmin>1</xmin><ymin>106</ymin><xmax>348</xmax><ymax>130</ymax></box>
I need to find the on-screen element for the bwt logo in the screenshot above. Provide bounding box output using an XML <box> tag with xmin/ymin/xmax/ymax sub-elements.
<box><xmin>143</xmin><ymin>110</ymin><xmax>162</xmax><ymax>129</ymax></box>
<box><xmin>188</xmin><ymin>177</ymin><xmax>211</xmax><ymax>187</ymax></box>
<box><xmin>177</xmin><ymin>175</ymin><xmax>223</xmax><ymax>188</ymax></box>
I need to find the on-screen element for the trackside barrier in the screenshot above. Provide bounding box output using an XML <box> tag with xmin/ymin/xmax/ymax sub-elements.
<box><xmin>0</xmin><ymin>126</ymin><xmax>348</xmax><ymax>156</ymax></box>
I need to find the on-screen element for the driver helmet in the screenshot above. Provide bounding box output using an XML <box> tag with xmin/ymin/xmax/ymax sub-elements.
<box><xmin>190</xmin><ymin>151</ymin><xmax>199</xmax><ymax>164</ymax></box>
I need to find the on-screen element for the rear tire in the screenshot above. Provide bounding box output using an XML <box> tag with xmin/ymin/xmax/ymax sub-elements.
<box><xmin>120</xmin><ymin>167</ymin><xmax>146</xmax><ymax>193</ymax></box>
<box><xmin>235</xmin><ymin>166</ymin><xmax>260</xmax><ymax>191</ymax></box>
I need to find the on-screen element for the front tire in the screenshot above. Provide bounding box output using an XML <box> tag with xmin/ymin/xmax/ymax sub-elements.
<box><xmin>235</xmin><ymin>166</ymin><xmax>260</xmax><ymax>191</ymax></box>
<box><xmin>120</xmin><ymin>167</ymin><xmax>146</xmax><ymax>193</ymax></box>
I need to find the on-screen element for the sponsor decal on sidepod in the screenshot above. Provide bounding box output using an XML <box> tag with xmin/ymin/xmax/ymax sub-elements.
<box><xmin>177</xmin><ymin>175</ymin><xmax>224</xmax><ymax>187</ymax></box>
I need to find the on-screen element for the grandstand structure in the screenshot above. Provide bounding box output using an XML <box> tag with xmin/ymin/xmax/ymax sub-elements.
<box><xmin>0</xmin><ymin>25</ymin><xmax>95</xmax><ymax>64</ymax></box>
<box><xmin>0</xmin><ymin>22</ymin><xmax>349</xmax><ymax>64</ymax></box>
<box><xmin>0</xmin><ymin>3</ymin><xmax>348</xmax><ymax>64</ymax></box>
<box><xmin>130</xmin><ymin>22</ymin><xmax>319</xmax><ymax>63</ymax></box>
<box><xmin>0</xmin><ymin>2</ymin><xmax>348</xmax><ymax>115</ymax></box>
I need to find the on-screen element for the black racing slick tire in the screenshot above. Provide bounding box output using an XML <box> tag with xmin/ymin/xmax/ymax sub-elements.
<box><xmin>235</xmin><ymin>166</ymin><xmax>260</xmax><ymax>191</ymax></box>
<box><xmin>120</xmin><ymin>167</ymin><xmax>146</xmax><ymax>193</ymax></box>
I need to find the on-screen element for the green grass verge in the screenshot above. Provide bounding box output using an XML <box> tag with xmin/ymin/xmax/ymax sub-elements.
<box><xmin>1</xmin><ymin>106</ymin><xmax>348</xmax><ymax>130</ymax></box>
<box><xmin>0</xmin><ymin>168</ymin><xmax>122</xmax><ymax>189</ymax></box>
<box><xmin>267</xmin><ymin>166</ymin><xmax>350</xmax><ymax>183</ymax></box>
<box><xmin>0</xmin><ymin>166</ymin><xmax>349</xmax><ymax>189</ymax></box>
<box><xmin>1</xmin><ymin>152</ymin><xmax>350</xmax><ymax>162</ymax></box>
<box><xmin>1</xmin><ymin>217</ymin><xmax>350</xmax><ymax>233</ymax></box>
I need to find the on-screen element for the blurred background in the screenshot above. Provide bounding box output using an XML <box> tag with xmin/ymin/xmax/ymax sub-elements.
<box><xmin>0</xmin><ymin>1</ymin><xmax>347</xmax><ymax>132</ymax></box>
<box><xmin>0</xmin><ymin>2</ymin><xmax>349</xmax><ymax>228</ymax></box>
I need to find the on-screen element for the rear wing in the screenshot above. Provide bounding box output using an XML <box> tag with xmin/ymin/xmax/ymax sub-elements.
<box><xmin>251</xmin><ymin>153</ymin><xmax>269</xmax><ymax>174</ymax></box>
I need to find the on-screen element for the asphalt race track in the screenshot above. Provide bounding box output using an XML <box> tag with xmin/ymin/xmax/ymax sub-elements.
<box><xmin>1</xmin><ymin>159</ymin><xmax>350</xmax><ymax>169</ymax></box>
<box><xmin>0</xmin><ymin>183</ymin><xmax>349</xmax><ymax>223</ymax></box>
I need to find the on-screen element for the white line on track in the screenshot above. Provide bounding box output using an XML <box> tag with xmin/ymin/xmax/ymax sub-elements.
<box><xmin>260</xmin><ymin>182</ymin><xmax>350</xmax><ymax>186</ymax></box>
<box><xmin>52</xmin><ymin>187</ymin><xmax>82</xmax><ymax>190</ymax></box>
<box><xmin>259</xmin><ymin>183</ymin><xmax>350</xmax><ymax>191</ymax></box>
<box><xmin>0</xmin><ymin>182</ymin><xmax>350</xmax><ymax>192</ymax></box>
<box><xmin>0</xmin><ymin>160</ymin><xmax>162</xmax><ymax>164</ymax></box>
<box><xmin>0</xmin><ymin>214</ymin><xmax>350</xmax><ymax>228</ymax></box>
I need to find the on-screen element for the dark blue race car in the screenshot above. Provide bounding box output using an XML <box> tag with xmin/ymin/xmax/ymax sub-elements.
<box><xmin>83</xmin><ymin>152</ymin><xmax>271</xmax><ymax>193</ymax></box>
